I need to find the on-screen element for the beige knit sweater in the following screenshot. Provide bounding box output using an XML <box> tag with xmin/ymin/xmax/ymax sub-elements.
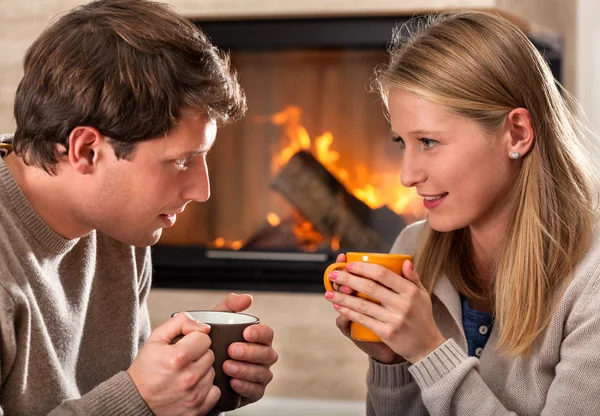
<box><xmin>0</xmin><ymin>148</ymin><xmax>153</xmax><ymax>415</ymax></box>
<box><xmin>367</xmin><ymin>220</ymin><xmax>600</xmax><ymax>415</ymax></box>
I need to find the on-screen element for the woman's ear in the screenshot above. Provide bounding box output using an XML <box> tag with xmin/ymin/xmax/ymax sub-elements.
<box><xmin>67</xmin><ymin>126</ymin><xmax>105</xmax><ymax>174</ymax></box>
<box><xmin>504</xmin><ymin>108</ymin><xmax>534</xmax><ymax>160</ymax></box>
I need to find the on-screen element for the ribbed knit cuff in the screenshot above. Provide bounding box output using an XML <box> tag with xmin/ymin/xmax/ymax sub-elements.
<box><xmin>408</xmin><ymin>338</ymin><xmax>467</xmax><ymax>389</ymax></box>
<box><xmin>368</xmin><ymin>357</ymin><xmax>413</xmax><ymax>387</ymax></box>
<box><xmin>82</xmin><ymin>371</ymin><xmax>153</xmax><ymax>416</ymax></box>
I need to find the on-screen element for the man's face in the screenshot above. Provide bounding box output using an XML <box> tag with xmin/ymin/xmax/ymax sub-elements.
<box><xmin>77</xmin><ymin>109</ymin><xmax>216</xmax><ymax>246</ymax></box>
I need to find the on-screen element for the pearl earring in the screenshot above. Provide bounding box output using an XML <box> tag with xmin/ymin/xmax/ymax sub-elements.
<box><xmin>510</xmin><ymin>152</ymin><xmax>520</xmax><ymax>159</ymax></box>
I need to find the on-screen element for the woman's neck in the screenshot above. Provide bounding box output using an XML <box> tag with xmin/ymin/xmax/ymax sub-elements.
<box><xmin>469</xmin><ymin>213</ymin><xmax>509</xmax><ymax>284</ymax></box>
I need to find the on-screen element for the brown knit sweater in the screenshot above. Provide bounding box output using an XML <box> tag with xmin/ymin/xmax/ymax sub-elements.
<box><xmin>367</xmin><ymin>220</ymin><xmax>600</xmax><ymax>415</ymax></box>
<box><xmin>0</xmin><ymin>140</ymin><xmax>154</xmax><ymax>415</ymax></box>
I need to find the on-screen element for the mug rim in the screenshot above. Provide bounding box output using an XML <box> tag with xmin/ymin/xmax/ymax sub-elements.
<box><xmin>345</xmin><ymin>252</ymin><xmax>412</xmax><ymax>258</ymax></box>
<box><xmin>172</xmin><ymin>310</ymin><xmax>260</xmax><ymax>325</ymax></box>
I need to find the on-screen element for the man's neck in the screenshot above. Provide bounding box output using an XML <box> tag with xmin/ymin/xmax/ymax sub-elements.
<box><xmin>3</xmin><ymin>154</ymin><xmax>92</xmax><ymax>239</ymax></box>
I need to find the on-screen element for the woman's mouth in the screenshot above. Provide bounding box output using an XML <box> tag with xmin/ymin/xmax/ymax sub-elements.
<box><xmin>422</xmin><ymin>193</ymin><xmax>448</xmax><ymax>210</ymax></box>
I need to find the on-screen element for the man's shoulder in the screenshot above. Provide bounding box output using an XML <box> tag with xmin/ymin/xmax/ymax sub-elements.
<box><xmin>0</xmin><ymin>196</ymin><xmax>21</xmax><ymax>253</ymax></box>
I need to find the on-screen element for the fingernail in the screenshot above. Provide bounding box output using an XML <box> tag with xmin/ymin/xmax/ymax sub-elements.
<box><xmin>228</xmin><ymin>362</ymin><xmax>238</xmax><ymax>375</ymax></box>
<box><xmin>231</xmin><ymin>379</ymin><xmax>242</xmax><ymax>388</ymax></box>
<box><xmin>342</xmin><ymin>286</ymin><xmax>351</xmax><ymax>294</ymax></box>
<box><xmin>249</xmin><ymin>329</ymin><xmax>258</xmax><ymax>342</ymax></box>
<box><xmin>333</xmin><ymin>304</ymin><xmax>341</xmax><ymax>310</ymax></box>
<box><xmin>409</xmin><ymin>261</ymin><xmax>414</xmax><ymax>271</ymax></box>
<box><xmin>346</xmin><ymin>263</ymin><xmax>355</xmax><ymax>270</ymax></box>
<box><xmin>325</xmin><ymin>291</ymin><xmax>335</xmax><ymax>299</ymax></box>
<box><xmin>232</xmin><ymin>346</ymin><xmax>243</xmax><ymax>359</ymax></box>
<box><xmin>328</xmin><ymin>271</ymin><xmax>338</xmax><ymax>281</ymax></box>
<box><xmin>194</xmin><ymin>319</ymin><xmax>210</xmax><ymax>329</ymax></box>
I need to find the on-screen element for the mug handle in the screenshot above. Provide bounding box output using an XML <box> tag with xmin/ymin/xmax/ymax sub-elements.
<box><xmin>324</xmin><ymin>262</ymin><xmax>347</xmax><ymax>291</ymax></box>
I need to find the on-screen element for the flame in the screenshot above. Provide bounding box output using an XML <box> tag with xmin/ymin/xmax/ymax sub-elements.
<box><xmin>292</xmin><ymin>220</ymin><xmax>323</xmax><ymax>251</ymax></box>
<box><xmin>210</xmin><ymin>105</ymin><xmax>421</xmax><ymax>252</ymax></box>
<box><xmin>271</xmin><ymin>105</ymin><xmax>420</xmax><ymax>216</ymax></box>
<box><xmin>210</xmin><ymin>237</ymin><xmax>244</xmax><ymax>251</ymax></box>
<box><xmin>265</xmin><ymin>106</ymin><xmax>312</xmax><ymax>172</ymax></box>
<box><xmin>267</xmin><ymin>212</ymin><xmax>281</xmax><ymax>227</ymax></box>
<box><xmin>331</xmin><ymin>235</ymin><xmax>341</xmax><ymax>251</ymax></box>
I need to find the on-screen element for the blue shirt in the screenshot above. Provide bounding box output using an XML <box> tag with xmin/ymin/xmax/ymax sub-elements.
<box><xmin>461</xmin><ymin>295</ymin><xmax>494</xmax><ymax>358</ymax></box>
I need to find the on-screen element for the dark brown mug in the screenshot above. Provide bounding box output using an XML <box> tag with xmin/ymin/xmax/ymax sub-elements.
<box><xmin>171</xmin><ymin>310</ymin><xmax>260</xmax><ymax>414</ymax></box>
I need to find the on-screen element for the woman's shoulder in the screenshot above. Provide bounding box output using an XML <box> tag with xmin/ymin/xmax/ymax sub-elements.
<box><xmin>574</xmin><ymin>221</ymin><xmax>600</xmax><ymax>278</ymax></box>
<box><xmin>390</xmin><ymin>220</ymin><xmax>427</xmax><ymax>255</ymax></box>
<box><xmin>562</xmin><ymin>222</ymin><xmax>600</xmax><ymax>315</ymax></box>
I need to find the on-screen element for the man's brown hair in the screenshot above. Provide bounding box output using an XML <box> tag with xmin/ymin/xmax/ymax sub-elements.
<box><xmin>13</xmin><ymin>0</ymin><xmax>246</xmax><ymax>173</ymax></box>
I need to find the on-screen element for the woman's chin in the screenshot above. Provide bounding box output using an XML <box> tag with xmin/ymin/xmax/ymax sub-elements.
<box><xmin>427</xmin><ymin>215</ymin><xmax>466</xmax><ymax>233</ymax></box>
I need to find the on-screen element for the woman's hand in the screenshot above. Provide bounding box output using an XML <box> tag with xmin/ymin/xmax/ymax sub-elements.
<box><xmin>329</xmin><ymin>254</ymin><xmax>403</xmax><ymax>364</ymax></box>
<box><xmin>325</xmin><ymin>257</ymin><xmax>446</xmax><ymax>364</ymax></box>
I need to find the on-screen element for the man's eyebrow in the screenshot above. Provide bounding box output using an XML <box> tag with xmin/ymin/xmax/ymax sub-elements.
<box><xmin>172</xmin><ymin>146</ymin><xmax>210</xmax><ymax>159</ymax></box>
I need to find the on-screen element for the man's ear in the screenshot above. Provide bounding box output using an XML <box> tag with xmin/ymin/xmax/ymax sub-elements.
<box><xmin>504</xmin><ymin>108</ymin><xmax>535</xmax><ymax>159</ymax></box>
<box><xmin>67</xmin><ymin>127</ymin><xmax>106</xmax><ymax>174</ymax></box>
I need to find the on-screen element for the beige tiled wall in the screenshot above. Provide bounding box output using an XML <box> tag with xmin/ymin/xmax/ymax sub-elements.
<box><xmin>0</xmin><ymin>0</ymin><xmax>577</xmax><ymax>134</ymax></box>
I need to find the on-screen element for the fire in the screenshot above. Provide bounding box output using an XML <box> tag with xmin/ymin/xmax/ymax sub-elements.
<box><xmin>210</xmin><ymin>237</ymin><xmax>244</xmax><ymax>251</ymax></box>
<box><xmin>292</xmin><ymin>220</ymin><xmax>324</xmax><ymax>252</ymax></box>
<box><xmin>270</xmin><ymin>105</ymin><xmax>420</xmax><ymax>216</ymax></box>
<box><xmin>261</xmin><ymin>106</ymin><xmax>312</xmax><ymax>173</ymax></box>
<box><xmin>211</xmin><ymin>105</ymin><xmax>421</xmax><ymax>252</ymax></box>
<box><xmin>267</xmin><ymin>212</ymin><xmax>281</xmax><ymax>227</ymax></box>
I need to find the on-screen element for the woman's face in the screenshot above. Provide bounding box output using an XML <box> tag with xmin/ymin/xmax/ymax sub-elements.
<box><xmin>388</xmin><ymin>89</ymin><xmax>517</xmax><ymax>233</ymax></box>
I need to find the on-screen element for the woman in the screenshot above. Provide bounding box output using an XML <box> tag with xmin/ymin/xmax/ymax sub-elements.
<box><xmin>324</xmin><ymin>11</ymin><xmax>600</xmax><ymax>415</ymax></box>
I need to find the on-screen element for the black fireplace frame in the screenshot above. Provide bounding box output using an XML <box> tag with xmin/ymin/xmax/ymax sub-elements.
<box><xmin>151</xmin><ymin>15</ymin><xmax>562</xmax><ymax>293</ymax></box>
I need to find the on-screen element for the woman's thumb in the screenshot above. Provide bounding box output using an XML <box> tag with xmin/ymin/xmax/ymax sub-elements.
<box><xmin>402</xmin><ymin>260</ymin><xmax>425</xmax><ymax>290</ymax></box>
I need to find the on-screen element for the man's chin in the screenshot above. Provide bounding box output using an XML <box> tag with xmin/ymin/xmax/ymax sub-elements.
<box><xmin>117</xmin><ymin>229</ymin><xmax>163</xmax><ymax>247</ymax></box>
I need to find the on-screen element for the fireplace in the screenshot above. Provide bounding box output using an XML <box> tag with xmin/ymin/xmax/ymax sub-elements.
<box><xmin>151</xmin><ymin>16</ymin><xmax>562</xmax><ymax>293</ymax></box>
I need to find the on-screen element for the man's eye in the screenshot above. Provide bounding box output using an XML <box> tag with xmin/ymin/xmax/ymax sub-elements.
<box><xmin>175</xmin><ymin>157</ymin><xmax>190</xmax><ymax>172</ymax></box>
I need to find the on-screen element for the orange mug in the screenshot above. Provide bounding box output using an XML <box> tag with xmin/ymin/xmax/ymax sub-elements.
<box><xmin>324</xmin><ymin>252</ymin><xmax>413</xmax><ymax>342</ymax></box>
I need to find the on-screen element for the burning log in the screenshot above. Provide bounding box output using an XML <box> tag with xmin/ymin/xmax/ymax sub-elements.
<box><xmin>242</xmin><ymin>216</ymin><xmax>299</xmax><ymax>249</ymax></box>
<box><xmin>271</xmin><ymin>151</ymin><xmax>405</xmax><ymax>252</ymax></box>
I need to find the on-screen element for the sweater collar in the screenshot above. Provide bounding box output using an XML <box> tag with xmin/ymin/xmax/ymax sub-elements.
<box><xmin>0</xmin><ymin>135</ymin><xmax>80</xmax><ymax>254</ymax></box>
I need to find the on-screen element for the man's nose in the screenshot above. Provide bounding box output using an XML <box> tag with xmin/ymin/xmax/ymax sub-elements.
<box><xmin>182</xmin><ymin>162</ymin><xmax>211</xmax><ymax>203</ymax></box>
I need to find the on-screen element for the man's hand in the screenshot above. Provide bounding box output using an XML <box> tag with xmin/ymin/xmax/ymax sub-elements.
<box><xmin>213</xmin><ymin>293</ymin><xmax>279</xmax><ymax>406</ymax></box>
<box><xmin>127</xmin><ymin>312</ymin><xmax>220</xmax><ymax>416</ymax></box>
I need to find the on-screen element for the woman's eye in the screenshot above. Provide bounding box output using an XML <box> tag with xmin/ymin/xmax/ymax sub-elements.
<box><xmin>392</xmin><ymin>136</ymin><xmax>406</xmax><ymax>149</ymax></box>
<box><xmin>419</xmin><ymin>138</ymin><xmax>438</xmax><ymax>149</ymax></box>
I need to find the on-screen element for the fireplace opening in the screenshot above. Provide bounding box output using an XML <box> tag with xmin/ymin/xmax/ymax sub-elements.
<box><xmin>151</xmin><ymin>16</ymin><xmax>562</xmax><ymax>293</ymax></box>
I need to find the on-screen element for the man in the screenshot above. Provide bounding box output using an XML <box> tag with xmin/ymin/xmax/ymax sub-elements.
<box><xmin>0</xmin><ymin>0</ymin><xmax>278</xmax><ymax>415</ymax></box>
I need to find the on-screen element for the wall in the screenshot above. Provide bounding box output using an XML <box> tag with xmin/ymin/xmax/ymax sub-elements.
<box><xmin>0</xmin><ymin>0</ymin><xmax>586</xmax><ymax>134</ymax></box>
<box><xmin>576</xmin><ymin>0</ymin><xmax>600</xmax><ymax>167</ymax></box>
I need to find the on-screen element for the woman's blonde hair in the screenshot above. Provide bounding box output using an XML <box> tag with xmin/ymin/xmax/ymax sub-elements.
<box><xmin>375</xmin><ymin>11</ymin><xmax>599</xmax><ymax>355</ymax></box>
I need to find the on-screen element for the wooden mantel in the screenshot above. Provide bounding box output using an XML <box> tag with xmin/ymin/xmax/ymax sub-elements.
<box><xmin>169</xmin><ymin>0</ymin><xmax>528</xmax><ymax>32</ymax></box>
<box><xmin>172</xmin><ymin>0</ymin><xmax>495</xmax><ymax>18</ymax></box>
